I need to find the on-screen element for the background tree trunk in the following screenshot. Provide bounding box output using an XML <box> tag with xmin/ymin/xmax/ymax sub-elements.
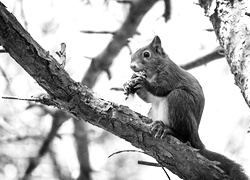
<box><xmin>200</xmin><ymin>0</ymin><xmax>250</xmax><ymax>108</ymax></box>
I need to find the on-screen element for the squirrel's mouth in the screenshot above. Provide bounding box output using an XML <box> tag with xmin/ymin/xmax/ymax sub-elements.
<box><xmin>131</xmin><ymin>69</ymin><xmax>141</xmax><ymax>72</ymax></box>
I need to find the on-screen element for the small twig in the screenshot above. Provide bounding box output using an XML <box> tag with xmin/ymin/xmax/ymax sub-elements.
<box><xmin>139</xmin><ymin>161</ymin><xmax>171</xmax><ymax>180</ymax></box>
<box><xmin>0</xmin><ymin>135</ymin><xmax>44</xmax><ymax>142</ymax></box>
<box><xmin>180</xmin><ymin>46</ymin><xmax>224</xmax><ymax>70</ymax></box>
<box><xmin>204</xmin><ymin>28</ymin><xmax>214</xmax><ymax>32</ymax></box>
<box><xmin>83</xmin><ymin>56</ymin><xmax>93</xmax><ymax>60</ymax></box>
<box><xmin>116</xmin><ymin>0</ymin><xmax>132</xmax><ymax>4</ymax></box>
<box><xmin>0</xmin><ymin>65</ymin><xmax>11</xmax><ymax>92</ymax></box>
<box><xmin>105</xmin><ymin>69</ymin><xmax>112</xmax><ymax>80</ymax></box>
<box><xmin>245</xmin><ymin>12</ymin><xmax>250</xmax><ymax>17</ymax></box>
<box><xmin>108</xmin><ymin>150</ymin><xmax>171</xmax><ymax>179</ymax></box>
<box><xmin>138</xmin><ymin>160</ymin><xmax>161</xmax><ymax>167</ymax></box>
<box><xmin>193</xmin><ymin>2</ymin><xmax>201</xmax><ymax>6</ymax></box>
<box><xmin>80</xmin><ymin>30</ymin><xmax>116</xmax><ymax>35</ymax></box>
<box><xmin>126</xmin><ymin>43</ymin><xmax>133</xmax><ymax>55</ymax></box>
<box><xmin>108</xmin><ymin>149</ymin><xmax>147</xmax><ymax>158</ymax></box>
<box><xmin>2</xmin><ymin>94</ymin><xmax>56</xmax><ymax>106</ymax></box>
<box><xmin>2</xmin><ymin>96</ymin><xmax>41</xmax><ymax>102</ymax></box>
<box><xmin>110</xmin><ymin>87</ymin><xmax>124</xmax><ymax>91</ymax></box>
<box><xmin>138</xmin><ymin>160</ymin><xmax>171</xmax><ymax>179</ymax></box>
<box><xmin>56</xmin><ymin>43</ymin><xmax>66</xmax><ymax>68</ymax></box>
<box><xmin>161</xmin><ymin>166</ymin><xmax>171</xmax><ymax>180</ymax></box>
<box><xmin>138</xmin><ymin>160</ymin><xmax>171</xmax><ymax>180</ymax></box>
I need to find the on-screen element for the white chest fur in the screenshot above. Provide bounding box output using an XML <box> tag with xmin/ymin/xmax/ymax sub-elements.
<box><xmin>147</xmin><ymin>93</ymin><xmax>170</xmax><ymax>126</ymax></box>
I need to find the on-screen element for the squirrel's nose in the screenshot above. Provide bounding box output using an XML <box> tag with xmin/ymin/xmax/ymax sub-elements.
<box><xmin>130</xmin><ymin>62</ymin><xmax>139</xmax><ymax>71</ymax></box>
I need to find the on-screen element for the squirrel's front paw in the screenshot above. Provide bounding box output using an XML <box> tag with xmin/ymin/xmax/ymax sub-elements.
<box><xmin>123</xmin><ymin>71</ymin><xmax>147</xmax><ymax>98</ymax></box>
<box><xmin>132</xmin><ymin>71</ymin><xmax>147</xmax><ymax>83</ymax></box>
<box><xmin>130</xmin><ymin>71</ymin><xmax>147</xmax><ymax>90</ymax></box>
<box><xmin>150</xmin><ymin>121</ymin><xmax>173</xmax><ymax>139</ymax></box>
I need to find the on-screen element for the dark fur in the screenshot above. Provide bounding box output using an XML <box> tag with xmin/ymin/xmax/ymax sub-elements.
<box><xmin>131</xmin><ymin>36</ymin><xmax>205</xmax><ymax>148</ymax></box>
<box><xmin>130</xmin><ymin>36</ymin><xmax>248</xmax><ymax>179</ymax></box>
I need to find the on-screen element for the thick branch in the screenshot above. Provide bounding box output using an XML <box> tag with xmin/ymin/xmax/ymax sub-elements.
<box><xmin>0</xmin><ymin>2</ymin><xmax>229</xmax><ymax>179</ymax></box>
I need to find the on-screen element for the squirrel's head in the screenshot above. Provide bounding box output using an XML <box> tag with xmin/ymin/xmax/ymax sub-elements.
<box><xmin>130</xmin><ymin>36</ymin><xmax>167</xmax><ymax>78</ymax></box>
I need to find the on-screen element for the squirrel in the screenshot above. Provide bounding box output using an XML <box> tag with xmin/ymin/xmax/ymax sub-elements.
<box><xmin>123</xmin><ymin>36</ymin><xmax>248</xmax><ymax>179</ymax></box>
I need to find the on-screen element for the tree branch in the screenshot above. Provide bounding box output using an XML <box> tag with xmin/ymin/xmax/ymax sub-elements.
<box><xmin>82</xmin><ymin>0</ymin><xmax>158</xmax><ymax>87</ymax></box>
<box><xmin>22</xmin><ymin>110</ymin><xmax>68</xmax><ymax>180</ymax></box>
<box><xmin>73</xmin><ymin>119</ymin><xmax>92</xmax><ymax>180</ymax></box>
<box><xmin>0</xmin><ymin>2</ymin><xmax>230</xmax><ymax>179</ymax></box>
<box><xmin>180</xmin><ymin>46</ymin><xmax>224</xmax><ymax>70</ymax></box>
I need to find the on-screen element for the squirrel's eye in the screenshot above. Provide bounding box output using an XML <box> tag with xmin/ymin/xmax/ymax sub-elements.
<box><xmin>143</xmin><ymin>51</ymin><xmax>151</xmax><ymax>58</ymax></box>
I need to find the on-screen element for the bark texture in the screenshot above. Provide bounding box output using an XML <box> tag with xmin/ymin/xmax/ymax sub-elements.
<box><xmin>202</xmin><ymin>0</ymin><xmax>250</xmax><ymax>108</ymax></box>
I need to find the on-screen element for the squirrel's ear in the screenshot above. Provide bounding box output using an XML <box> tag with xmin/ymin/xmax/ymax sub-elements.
<box><xmin>151</xmin><ymin>36</ymin><xmax>165</xmax><ymax>55</ymax></box>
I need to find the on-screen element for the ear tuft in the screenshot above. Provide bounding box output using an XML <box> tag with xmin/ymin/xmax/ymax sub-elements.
<box><xmin>151</xmin><ymin>36</ymin><xmax>161</xmax><ymax>47</ymax></box>
<box><xmin>150</xmin><ymin>36</ymin><xmax>164</xmax><ymax>55</ymax></box>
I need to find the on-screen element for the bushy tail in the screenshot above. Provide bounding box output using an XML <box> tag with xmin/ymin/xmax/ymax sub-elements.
<box><xmin>199</xmin><ymin>149</ymin><xmax>249</xmax><ymax>180</ymax></box>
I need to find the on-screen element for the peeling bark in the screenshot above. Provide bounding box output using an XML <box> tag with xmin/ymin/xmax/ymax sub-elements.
<box><xmin>202</xmin><ymin>0</ymin><xmax>250</xmax><ymax>108</ymax></box>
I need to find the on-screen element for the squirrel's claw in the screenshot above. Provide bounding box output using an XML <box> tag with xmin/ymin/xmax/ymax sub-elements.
<box><xmin>150</xmin><ymin>121</ymin><xmax>165</xmax><ymax>138</ymax></box>
<box><xmin>150</xmin><ymin>121</ymin><xmax>175</xmax><ymax>139</ymax></box>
